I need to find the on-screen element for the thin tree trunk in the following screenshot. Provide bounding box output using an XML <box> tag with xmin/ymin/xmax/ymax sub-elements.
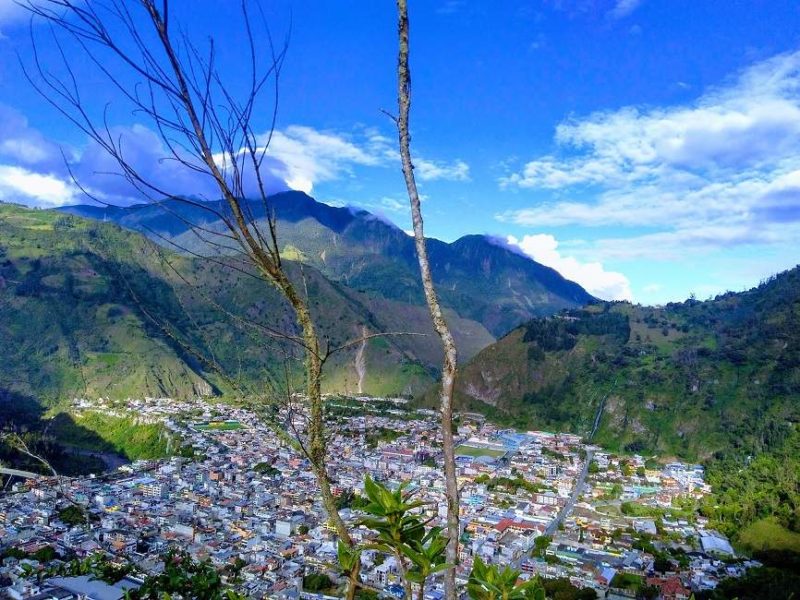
<box><xmin>23</xmin><ymin>0</ymin><xmax>363</xmax><ymax>596</ymax></box>
<box><xmin>151</xmin><ymin>3</ymin><xmax>361</xmax><ymax>587</ymax></box>
<box><xmin>156</xmin><ymin>8</ymin><xmax>354</xmax><ymax>554</ymax></box>
<box><xmin>345</xmin><ymin>578</ymin><xmax>358</xmax><ymax>600</ymax></box>
<box><xmin>291</xmin><ymin>285</ymin><xmax>360</xmax><ymax>594</ymax></box>
<box><xmin>394</xmin><ymin>2</ymin><xmax>460</xmax><ymax>599</ymax></box>
<box><xmin>393</xmin><ymin>551</ymin><xmax>412</xmax><ymax>600</ymax></box>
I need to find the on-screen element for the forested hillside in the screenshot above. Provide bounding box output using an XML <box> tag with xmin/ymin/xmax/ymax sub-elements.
<box><xmin>0</xmin><ymin>202</ymin><xmax>497</xmax><ymax>404</ymax></box>
<box><xmin>446</xmin><ymin>267</ymin><xmax>800</xmax><ymax>460</ymax></box>
<box><xmin>61</xmin><ymin>191</ymin><xmax>594</xmax><ymax>337</ymax></box>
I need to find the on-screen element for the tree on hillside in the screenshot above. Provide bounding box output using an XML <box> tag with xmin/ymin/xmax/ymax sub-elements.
<box><xmin>392</xmin><ymin>2</ymin><xmax>460</xmax><ymax>599</ymax></box>
<box><xmin>21</xmin><ymin>1</ymin><xmax>366</xmax><ymax>595</ymax></box>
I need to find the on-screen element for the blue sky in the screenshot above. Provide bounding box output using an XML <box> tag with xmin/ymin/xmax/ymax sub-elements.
<box><xmin>1</xmin><ymin>0</ymin><xmax>799</xmax><ymax>304</ymax></box>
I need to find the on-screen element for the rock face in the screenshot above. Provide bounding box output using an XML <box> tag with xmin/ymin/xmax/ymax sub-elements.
<box><xmin>194</xmin><ymin>380</ymin><xmax>214</xmax><ymax>397</ymax></box>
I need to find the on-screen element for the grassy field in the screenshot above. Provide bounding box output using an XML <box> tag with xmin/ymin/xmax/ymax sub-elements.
<box><xmin>594</xmin><ymin>503</ymin><xmax>623</xmax><ymax>517</ymax></box>
<box><xmin>738</xmin><ymin>518</ymin><xmax>800</xmax><ymax>553</ymax></box>
<box><xmin>455</xmin><ymin>444</ymin><xmax>506</xmax><ymax>458</ymax></box>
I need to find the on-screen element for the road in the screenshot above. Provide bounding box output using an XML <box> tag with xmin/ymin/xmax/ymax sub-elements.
<box><xmin>544</xmin><ymin>447</ymin><xmax>594</xmax><ymax>537</ymax></box>
<box><xmin>542</xmin><ymin>382</ymin><xmax>612</xmax><ymax>538</ymax></box>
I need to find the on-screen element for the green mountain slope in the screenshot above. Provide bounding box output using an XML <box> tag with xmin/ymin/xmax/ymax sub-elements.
<box><xmin>0</xmin><ymin>202</ymin><xmax>497</xmax><ymax>404</ymax></box>
<box><xmin>60</xmin><ymin>191</ymin><xmax>594</xmax><ymax>337</ymax></box>
<box><xmin>445</xmin><ymin>268</ymin><xmax>800</xmax><ymax>460</ymax></box>
<box><xmin>1</xmin><ymin>207</ymin><xmax>209</xmax><ymax>402</ymax></box>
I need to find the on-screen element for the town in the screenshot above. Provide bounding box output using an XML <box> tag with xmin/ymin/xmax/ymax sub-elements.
<box><xmin>1</xmin><ymin>396</ymin><xmax>758</xmax><ymax>600</ymax></box>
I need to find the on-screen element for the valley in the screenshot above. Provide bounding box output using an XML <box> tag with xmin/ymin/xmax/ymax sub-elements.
<box><xmin>1</xmin><ymin>1</ymin><xmax>797</xmax><ymax>598</ymax></box>
<box><xmin>0</xmin><ymin>198</ymin><xmax>591</xmax><ymax>407</ymax></box>
<box><xmin>1</xmin><ymin>199</ymin><xmax>797</xmax><ymax>600</ymax></box>
<box><xmin>4</xmin><ymin>396</ymin><xmax>792</xmax><ymax>600</ymax></box>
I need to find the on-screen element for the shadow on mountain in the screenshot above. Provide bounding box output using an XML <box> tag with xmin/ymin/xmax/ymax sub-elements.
<box><xmin>0</xmin><ymin>388</ymin><xmax>117</xmax><ymax>477</ymax></box>
<box><xmin>60</xmin><ymin>191</ymin><xmax>359</xmax><ymax>237</ymax></box>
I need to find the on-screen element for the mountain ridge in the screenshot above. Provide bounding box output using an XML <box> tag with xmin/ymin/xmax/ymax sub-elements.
<box><xmin>59</xmin><ymin>191</ymin><xmax>595</xmax><ymax>337</ymax></box>
<box><xmin>430</xmin><ymin>266</ymin><xmax>800</xmax><ymax>460</ymax></box>
<box><xmin>3</xmin><ymin>195</ymin><xmax>593</xmax><ymax>405</ymax></box>
<box><xmin>0</xmin><ymin>202</ymin><xmax>477</xmax><ymax>404</ymax></box>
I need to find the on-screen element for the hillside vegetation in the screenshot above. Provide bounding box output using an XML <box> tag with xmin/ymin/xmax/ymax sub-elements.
<box><xmin>446</xmin><ymin>267</ymin><xmax>800</xmax><ymax>460</ymax></box>
<box><xmin>702</xmin><ymin>428</ymin><xmax>800</xmax><ymax>552</ymax></box>
<box><xmin>0</xmin><ymin>198</ymin><xmax>595</xmax><ymax>474</ymax></box>
<box><xmin>61</xmin><ymin>191</ymin><xmax>593</xmax><ymax>337</ymax></box>
<box><xmin>51</xmin><ymin>411</ymin><xmax>178</xmax><ymax>460</ymax></box>
<box><xmin>0</xmin><ymin>202</ymin><xmax>498</xmax><ymax>403</ymax></box>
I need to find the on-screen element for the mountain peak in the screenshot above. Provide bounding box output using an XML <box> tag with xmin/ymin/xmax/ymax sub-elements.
<box><xmin>59</xmin><ymin>192</ymin><xmax>593</xmax><ymax>336</ymax></box>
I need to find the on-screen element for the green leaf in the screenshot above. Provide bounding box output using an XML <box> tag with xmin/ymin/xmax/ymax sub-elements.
<box><xmin>364</xmin><ymin>475</ymin><xmax>382</xmax><ymax>504</ymax></box>
<box><xmin>430</xmin><ymin>563</ymin><xmax>455</xmax><ymax>574</ymax></box>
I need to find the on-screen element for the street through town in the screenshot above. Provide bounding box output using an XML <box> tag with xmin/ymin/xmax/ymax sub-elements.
<box><xmin>544</xmin><ymin>447</ymin><xmax>594</xmax><ymax>537</ymax></box>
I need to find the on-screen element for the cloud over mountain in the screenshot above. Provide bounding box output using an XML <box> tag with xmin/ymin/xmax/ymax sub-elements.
<box><xmin>0</xmin><ymin>102</ymin><xmax>470</xmax><ymax>209</ymax></box>
<box><xmin>507</xmin><ymin>233</ymin><xmax>632</xmax><ymax>301</ymax></box>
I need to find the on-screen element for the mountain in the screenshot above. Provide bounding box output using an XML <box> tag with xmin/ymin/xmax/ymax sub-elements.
<box><xmin>0</xmin><ymin>202</ymin><xmax>499</xmax><ymax>405</ymax></box>
<box><xmin>5</xmin><ymin>189</ymin><xmax>595</xmax><ymax>404</ymax></box>
<box><xmin>441</xmin><ymin>267</ymin><xmax>800</xmax><ymax>460</ymax></box>
<box><xmin>0</xmin><ymin>194</ymin><xmax>595</xmax><ymax>448</ymax></box>
<box><xmin>60</xmin><ymin>191</ymin><xmax>594</xmax><ymax>337</ymax></box>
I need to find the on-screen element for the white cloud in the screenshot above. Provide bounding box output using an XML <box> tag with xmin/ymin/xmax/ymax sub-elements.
<box><xmin>0</xmin><ymin>104</ymin><xmax>64</xmax><ymax>167</ymax></box>
<box><xmin>376</xmin><ymin>196</ymin><xmax>407</xmax><ymax>213</ymax></box>
<box><xmin>315</xmin><ymin>197</ymin><xmax>348</xmax><ymax>208</ymax></box>
<box><xmin>507</xmin><ymin>233</ymin><xmax>632</xmax><ymax>300</ymax></box>
<box><xmin>0</xmin><ymin>107</ymin><xmax>287</xmax><ymax>207</ymax></box>
<box><xmin>642</xmin><ymin>283</ymin><xmax>662</xmax><ymax>294</ymax></box>
<box><xmin>0</xmin><ymin>111</ymin><xmax>469</xmax><ymax>213</ymax></box>
<box><xmin>502</xmin><ymin>51</ymin><xmax>800</xmax><ymax>191</ymax></box>
<box><xmin>0</xmin><ymin>96</ymin><xmax>470</xmax><ymax>208</ymax></box>
<box><xmin>357</xmin><ymin>195</ymin><xmax>408</xmax><ymax>215</ymax></box>
<box><xmin>260</xmin><ymin>126</ymin><xmax>470</xmax><ymax>190</ymax></box>
<box><xmin>0</xmin><ymin>165</ymin><xmax>79</xmax><ymax>206</ymax></box>
<box><xmin>414</xmin><ymin>158</ymin><xmax>470</xmax><ymax>181</ymax></box>
<box><xmin>499</xmin><ymin>50</ymin><xmax>800</xmax><ymax>259</ymax></box>
<box><xmin>262</xmin><ymin>126</ymin><xmax>385</xmax><ymax>194</ymax></box>
<box><xmin>584</xmin><ymin>222</ymin><xmax>797</xmax><ymax>261</ymax></box>
<box><xmin>608</xmin><ymin>0</ymin><xmax>642</xmax><ymax>20</ymax></box>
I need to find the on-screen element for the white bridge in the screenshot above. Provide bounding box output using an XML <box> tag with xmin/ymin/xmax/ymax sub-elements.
<box><xmin>0</xmin><ymin>467</ymin><xmax>44</xmax><ymax>480</ymax></box>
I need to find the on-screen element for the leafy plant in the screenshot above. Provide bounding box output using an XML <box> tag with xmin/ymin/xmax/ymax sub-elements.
<box><xmin>58</xmin><ymin>505</ymin><xmax>88</xmax><ymax>526</ymax></box>
<box><xmin>127</xmin><ymin>549</ymin><xmax>245</xmax><ymax>600</ymax></box>
<box><xmin>51</xmin><ymin>553</ymin><xmax>132</xmax><ymax>584</ymax></box>
<box><xmin>401</xmin><ymin>526</ymin><xmax>453</xmax><ymax>600</ymax></box>
<box><xmin>303</xmin><ymin>572</ymin><xmax>334</xmax><ymax>593</ymax></box>
<box><xmin>359</xmin><ymin>475</ymin><xmax>430</xmax><ymax>552</ymax></box>
<box><xmin>466</xmin><ymin>557</ymin><xmax>545</xmax><ymax>600</ymax></box>
<box><xmin>338</xmin><ymin>540</ymin><xmax>363</xmax><ymax>600</ymax></box>
<box><xmin>356</xmin><ymin>476</ymin><xmax>448</xmax><ymax>600</ymax></box>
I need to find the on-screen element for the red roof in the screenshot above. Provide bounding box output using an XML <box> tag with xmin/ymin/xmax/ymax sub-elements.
<box><xmin>647</xmin><ymin>576</ymin><xmax>690</xmax><ymax>599</ymax></box>
<box><xmin>494</xmin><ymin>518</ymin><xmax>539</xmax><ymax>533</ymax></box>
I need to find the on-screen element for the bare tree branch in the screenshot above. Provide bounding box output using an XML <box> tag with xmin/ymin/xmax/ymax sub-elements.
<box><xmin>394</xmin><ymin>3</ymin><xmax>460</xmax><ymax>599</ymax></box>
<box><xmin>20</xmin><ymin>1</ymin><xmax>358</xmax><ymax>573</ymax></box>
